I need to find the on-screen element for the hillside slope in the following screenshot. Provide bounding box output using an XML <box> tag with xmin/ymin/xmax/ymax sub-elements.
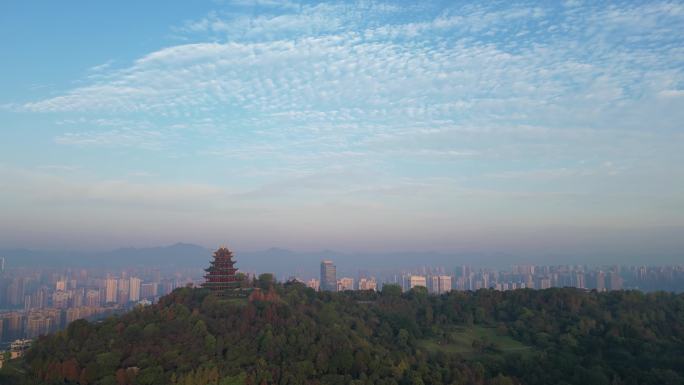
<box><xmin>3</xmin><ymin>285</ymin><xmax>684</xmax><ymax>385</ymax></box>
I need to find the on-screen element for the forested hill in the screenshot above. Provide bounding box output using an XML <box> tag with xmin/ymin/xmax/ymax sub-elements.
<box><xmin>3</xmin><ymin>284</ymin><xmax>684</xmax><ymax>385</ymax></box>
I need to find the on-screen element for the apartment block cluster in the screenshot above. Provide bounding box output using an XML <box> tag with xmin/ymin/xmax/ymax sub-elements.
<box><xmin>0</xmin><ymin>266</ymin><xmax>193</xmax><ymax>343</ymax></box>
<box><xmin>312</xmin><ymin>260</ymin><xmax>684</xmax><ymax>294</ymax></box>
<box><xmin>313</xmin><ymin>260</ymin><xmax>451</xmax><ymax>294</ymax></box>
<box><xmin>382</xmin><ymin>265</ymin><xmax>626</xmax><ymax>293</ymax></box>
<box><xmin>453</xmin><ymin>264</ymin><xmax>626</xmax><ymax>291</ymax></box>
<box><xmin>302</xmin><ymin>261</ymin><xmax>379</xmax><ymax>292</ymax></box>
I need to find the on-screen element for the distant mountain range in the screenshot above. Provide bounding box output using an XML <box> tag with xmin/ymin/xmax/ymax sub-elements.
<box><xmin>0</xmin><ymin>243</ymin><xmax>211</xmax><ymax>269</ymax></box>
<box><xmin>1</xmin><ymin>242</ymin><xmax>680</xmax><ymax>277</ymax></box>
<box><xmin>0</xmin><ymin>243</ymin><xmax>521</xmax><ymax>276</ymax></box>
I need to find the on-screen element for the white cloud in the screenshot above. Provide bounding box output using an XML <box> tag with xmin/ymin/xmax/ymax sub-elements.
<box><xmin>11</xmin><ymin>1</ymin><xmax>684</xmax><ymax>202</ymax></box>
<box><xmin>659</xmin><ymin>89</ymin><xmax>684</xmax><ymax>98</ymax></box>
<box><xmin>20</xmin><ymin>1</ymin><xmax>683</xmax><ymax>144</ymax></box>
<box><xmin>55</xmin><ymin>129</ymin><xmax>167</xmax><ymax>150</ymax></box>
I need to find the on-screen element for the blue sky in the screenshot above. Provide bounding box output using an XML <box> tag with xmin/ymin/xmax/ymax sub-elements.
<box><xmin>1</xmin><ymin>1</ymin><xmax>683</xmax><ymax>260</ymax></box>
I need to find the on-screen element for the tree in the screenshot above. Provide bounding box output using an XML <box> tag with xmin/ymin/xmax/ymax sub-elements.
<box><xmin>257</xmin><ymin>273</ymin><xmax>275</xmax><ymax>290</ymax></box>
<box><xmin>382</xmin><ymin>284</ymin><xmax>402</xmax><ymax>297</ymax></box>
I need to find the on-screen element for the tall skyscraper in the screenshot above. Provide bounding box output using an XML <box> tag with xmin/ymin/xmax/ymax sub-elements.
<box><xmin>129</xmin><ymin>277</ymin><xmax>141</xmax><ymax>302</ymax></box>
<box><xmin>320</xmin><ymin>260</ymin><xmax>337</xmax><ymax>291</ymax></box>
<box><xmin>0</xmin><ymin>256</ymin><xmax>5</xmax><ymax>273</ymax></box>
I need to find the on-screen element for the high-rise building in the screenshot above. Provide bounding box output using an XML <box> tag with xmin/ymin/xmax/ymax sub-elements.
<box><xmin>320</xmin><ymin>260</ymin><xmax>337</xmax><ymax>291</ymax></box>
<box><xmin>141</xmin><ymin>283</ymin><xmax>158</xmax><ymax>299</ymax></box>
<box><xmin>159</xmin><ymin>281</ymin><xmax>175</xmax><ymax>296</ymax></box>
<box><xmin>483</xmin><ymin>273</ymin><xmax>491</xmax><ymax>289</ymax></box>
<box><xmin>25</xmin><ymin>310</ymin><xmax>60</xmax><ymax>338</ymax></box>
<box><xmin>105</xmin><ymin>278</ymin><xmax>118</xmax><ymax>303</ymax></box>
<box><xmin>72</xmin><ymin>288</ymin><xmax>85</xmax><ymax>307</ymax></box>
<box><xmin>118</xmin><ymin>277</ymin><xmax>130</xmax><ymax>302</ymax></box>
<box><xmin>129</xmin><ymin>277</ymin><xmax>141</xmax><ymax>302</ymax></box>
<box><xmin>455</xmin><ymin>276</ymin><xmax>468</xmax><ymax>291</ymax></box>
<box><xmin>637</xmin><ymin>266</ymin><xmax>647</xmax><ymax>281</ymax></box>
<box><xmin>26</xmin><ymin>314</ymin><xmax>53</xmax><ymax>338</ymax></box>
<box><xmin>52</xmin><ymin>291</ymin><xmax>70</xmax><ymax>309</ymax></box>
<box><xmin>608</xmin><ymin>271</ymin><xmax>623</xmax><ymax>291</ymax></box>
<box><xmin>408</xmin><ymin>275</ymin><xmax>427</xmax><ymax>290</ymax></box>
<box><xmin>524</xmin><ymin>275</ymin><xmax>534</xmax><ymax>289</ymax></box>
<box><xmin>0</xmin><ymin>256</ymin><xmax>5</xmax><ymax>273</ymax></box>
<box><xmin>537</xmin><ymin>277</ymin><xmax>552</xmax><ymax>289</ymax></box>
<box><xmin>55</xmin><ymin>279</ymin><xmax>67</xmax><ymax>292</ymax></box>
<box><xmin>2</xmin><ymin>312</ymin><xmax>24</xmax><ymax>339</ymax></box>
<box><xmin>596</xmin><ymin>271</ymin><xmax>606</xmax><ymax>292</ymax></box>
<box><xmin>337</xmin><ymin>277</ymin><xmax>354</xmax><ymax>291</ymax></box>
<box><xmin>437</xmin><ymin>275</ymin><xmax>452</xmax><ymax>294</ymax></box>
<box><xmin>85</xmin><ymin>289</ymin><xmax>101</xmax><ymax>307</ymax></box>
<box><xmin>7</xmin><ymin>278</ymin><xmax>26</xmax><ymax>306</ymax></box>
<box><xmin>428</xmin><ymin>275</ymin><xmax>440</xmax><ymax>293</ymax></box>
<box><xmin>306</xmin><ymin>278</ymin><xmax>320</xmax><ymax>291</ymax></box>
<box><xmin>66</xmin><ymin>308</ymin><xmax>83</xmax><ymax>325</ymax></box>
<box><xmin>24</xmin><ymin>288</ymin><xmax>48</xmax><ymax>310</ymax></box>
<box><xmin>358</xmin><ymin>277</ymin><xmax>377</xmax><ymax>291</ymax></box>
<box><xmin>427</xmin><ymin>275</ymin><xmax>452</xmax><ymax>294</ymax></box>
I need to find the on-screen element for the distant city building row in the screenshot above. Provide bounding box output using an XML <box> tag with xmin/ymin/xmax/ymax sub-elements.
<box><xmin>313</xmin><ymin>261</ymin><xmax>684</xmax><ymax>293</ymax></box>
<box><xmin>1</xmin><ymin>256</ymin><xmax>683</xmax><ymax>343</ymax></box>
<box><xmin>0</xmin><ymin>267</ymin><xmax>197</xmax><ymax>342</ymax></box>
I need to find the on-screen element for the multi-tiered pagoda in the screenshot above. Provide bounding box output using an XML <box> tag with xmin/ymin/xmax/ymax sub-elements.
<box><xmin>202</xmin><ymin>247</ymin><xmax>242</xmax><ymax>292</ymax></box>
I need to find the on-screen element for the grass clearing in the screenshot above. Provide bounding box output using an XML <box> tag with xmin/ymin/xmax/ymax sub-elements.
<box><xmin>417</xmin><ymin>325</ymin><xmax>531</xmax><ymax>356</ymax></box>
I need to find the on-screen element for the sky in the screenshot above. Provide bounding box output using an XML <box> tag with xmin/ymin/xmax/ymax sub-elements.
<box><xmin>1</xmin><ymin>1</ymin><xmax>683</xmax><ymax>261</ymax></box>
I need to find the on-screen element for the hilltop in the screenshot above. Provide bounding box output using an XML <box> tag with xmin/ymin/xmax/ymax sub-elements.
<box><xmin>2</xmin><ymin>284</ymin><xmax>683</xmax><ymax>385</ymax></box>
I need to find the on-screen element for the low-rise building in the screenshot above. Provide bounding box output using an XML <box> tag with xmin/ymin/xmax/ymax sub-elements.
<box><xmin>10</xmin><ymin>339</ymin><xmax>32</xmax><ymax>359</ymax></box>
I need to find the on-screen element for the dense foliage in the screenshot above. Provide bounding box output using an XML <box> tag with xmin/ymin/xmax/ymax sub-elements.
<box><xmin>3</xmin><ymin>283</ymin><xmax>683</xmax><ymax>385</ymax></box>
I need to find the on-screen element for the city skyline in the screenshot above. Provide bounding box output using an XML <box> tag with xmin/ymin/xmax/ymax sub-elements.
<box><xmin>1</xmin><ymin>1</ymin><xmax>683</xmax><ymax>260</ymax></box>
<box><xmin>2</xmin><ymin>256</ymin><xmax>682</xmax><ymax>343</ymax></box>
<box><xmin>2</xmin><ymin>244</ymin><xmax>683</xmax><ymax>346</ymax></box>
